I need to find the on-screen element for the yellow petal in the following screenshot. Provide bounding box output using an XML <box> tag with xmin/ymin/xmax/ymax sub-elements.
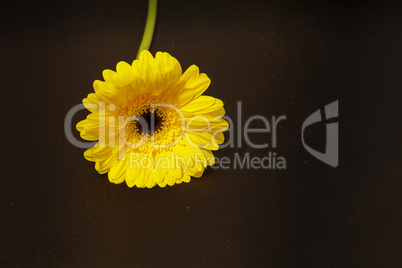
<box><xmin>155</xmin><ymin>52</ymin><xmax>182</xmax><ymax>88</ymax></box>
<box><xmin>176</xmin><ymin>73</ymin><xmax>211</xmax><ymax>107</ymax></box>
<box><xmin>186</xmin><ymin>132</ymin><xmax>219</xmax><ymax>150</ymax></box>
<box><xmin>145</xmin><ymin>175</ymin><xmax>157</xmax><ymax>188</ymax></box>
<box><xmin>83</xmin><ymin>93</ymin><xmax>99</xmax><ymax>112</ymax></box>
<box><xmin>80</xmin><ymin>130</ymin><xmax>99</xmax><ymax>141</ymax></box>
<box><xmin>85</xmin><ymin>145</ymin><xmax>114</xmax><ymax>161</ymax></box>
<box><xmin>125</xmin><ymin>163</ymin><xmax>141</xmax><ymax>187</ymax></box>
<box><xmin>165</xmin><ymin>173</ymin><xmax>176</xmax><ymax>186</ymax></box>
<box><xmin>186</xmin><ymin>117</ymin><xmax>228</xmax><ymax>133</ymax></box>
<box><xmin>76</xmin><ymin>120</ymin><xmax>88</xmax><ymax>132</ymax></box>
<box><xmin>181</xmin><ymin>174</ymin><xmax>191</xmax><ymax>183</ymax></box>
<box><xmin>182</xmin><ymin>96</ymin><xmax>219</xmax><ymax>111</ymax></box>
<box><xmin>180</xmin><ymin>65</ymin><xmax>199</xmax><ymax>82</ymax></box>
<box><xmin>172</xmin><ymin>143</ymin><xmax>199</xmax><ymax>176</ymax></box>
<box><xmin>135</xmin><ymin>163</ymin><xmax>151</xmax><ymax>188</ymax></box>
<box><xmin>138</xmin><ymin>50</ymin><xmax>154</xmax><ymax>63</ymax></box>
<box><xmin>148</xmin><ymin>66</ymin><xmax>163</xmax><ymax>94</ymax></box>
<box><xmin>108</xmin><ymin>158</ymin><xmax>128</xmax><ymax>184</ymax></box>
<box><xmin>102</xmin><ymin>69</ymin><xmax>116</xmax><ymax>83</ymax></box>
<box><xmin>93</xmin><ymin>80</ymin><xmax>103</xmax><ymax>93</ymax></box>
<box><xmin>95</xmin><ymin>154</ymin><xmax>116</xmax><ymax>174</ymax></box>
<box><xmin>116</xmin><ymin>61</ymin><xmax>132</xmax><ymax>74</ymax></box>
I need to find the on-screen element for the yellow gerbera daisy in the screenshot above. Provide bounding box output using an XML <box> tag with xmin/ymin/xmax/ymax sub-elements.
<box><xmin>76</xmin><ymin>50</ymin><xmax>228</xmax><ymax>188</ymax></box>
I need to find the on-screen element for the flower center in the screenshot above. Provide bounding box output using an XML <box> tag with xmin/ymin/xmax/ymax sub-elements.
<box><xmin>120</xmin><ymin>96</ymin><xmax>183</xmax><ymax>154</ymax></box>
<box><xmin>134</xmin><ymin>107</ymin><xmax>164</xmax><ymax>136</ymax></box>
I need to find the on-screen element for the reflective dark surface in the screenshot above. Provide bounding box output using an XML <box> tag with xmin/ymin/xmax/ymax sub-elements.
<box><xmin>2</xmin><ymin>0</ymin><xmax>402</xmax><ymax>266</ymax></box>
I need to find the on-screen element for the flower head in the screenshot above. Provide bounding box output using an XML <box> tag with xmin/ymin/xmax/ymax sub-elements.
<box><xmin>77</xmin><ymin>51</ymin><xmax>228</xmax><ymax>188</ymax></box>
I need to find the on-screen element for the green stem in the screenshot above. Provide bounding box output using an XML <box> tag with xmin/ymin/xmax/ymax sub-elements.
<box><xmin>136</xmin><ymin>0</ymin><xmax>158</xmax><ymax>59</ymax></box>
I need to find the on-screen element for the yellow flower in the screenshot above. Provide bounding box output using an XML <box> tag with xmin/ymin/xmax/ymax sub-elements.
<box><xmin>76</xmin><ymin>50</ymin><xmax>228</xmax><ymax>188</ymax></box>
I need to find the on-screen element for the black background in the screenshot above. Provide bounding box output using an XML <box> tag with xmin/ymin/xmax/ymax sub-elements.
<box><xmin>2</xmin><ymin>0</ymin><xmax>402</xmax><ymax>267</ymax></box>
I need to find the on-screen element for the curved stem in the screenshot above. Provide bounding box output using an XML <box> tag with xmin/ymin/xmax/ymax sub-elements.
<box><xmin>136</xmin><ymin>0</ymin><xmax>158</xmax><ymax>59</ymax></box>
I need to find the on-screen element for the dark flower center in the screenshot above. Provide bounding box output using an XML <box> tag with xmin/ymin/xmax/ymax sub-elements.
<box><xmin>135</xmin><ymin>108</ymin><xmax>164</xmax><ymax>136</ymax></box>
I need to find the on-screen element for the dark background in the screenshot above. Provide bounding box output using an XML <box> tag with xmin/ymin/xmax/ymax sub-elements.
<box><xmin>2</xmin><ymin>0</ymin><xmax>402</xmax><ymax>266</ymax></box>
